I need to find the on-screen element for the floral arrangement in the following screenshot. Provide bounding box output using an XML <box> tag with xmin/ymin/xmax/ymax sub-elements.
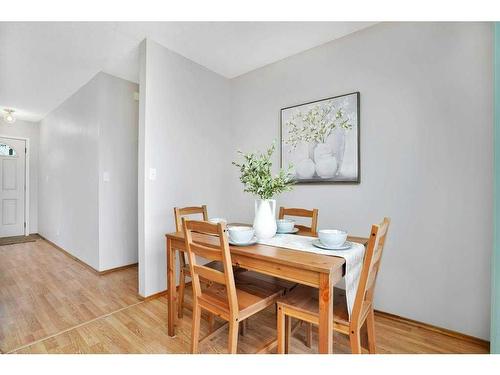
<box><xmin>285</xmin><ymin>99</ymin><xmax>353</xmax><ymax>149</ymax></box>
<box><xmin>232</xmin><ymin>142</ymin><xmax>294</xmax><ymax>200</ymax></box>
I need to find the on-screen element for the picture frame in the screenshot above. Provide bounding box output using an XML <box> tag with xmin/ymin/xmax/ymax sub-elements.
<box><xmin>280</xmin><ymin>92</ymin><xmax>360</xmax><ymax>184</ymax></box>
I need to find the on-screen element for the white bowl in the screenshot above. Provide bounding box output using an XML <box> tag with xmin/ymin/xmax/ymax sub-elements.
<box><xmin>228</xmin><ymin>226</ymin><xmax>255</xmax><ymax>244</ymax></box>
<box><xmin>276</xmin><ymin>219</ymin><xmax>295</xmax><ymax>233</ymax></box>
<box><xmin>318</xmin><ymin>229</ymin><xmax>347</xmax><ymax>247</ymax></box>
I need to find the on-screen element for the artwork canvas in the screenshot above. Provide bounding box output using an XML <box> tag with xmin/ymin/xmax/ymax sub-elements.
<box><xmin>280</xmin><ymin>92</ymin><xmax>360</xmax><ymax>184</ymax></box>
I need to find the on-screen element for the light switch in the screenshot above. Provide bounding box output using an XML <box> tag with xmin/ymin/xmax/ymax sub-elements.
<box><xmin>103</xmin><ymin>172</ymin><xmax>110</xmax><ymax>182</ymax></box>
<box><xmin>149</xmin><ymin>168</ymin><xmax>157</xmax><ymax>181</ymax></box>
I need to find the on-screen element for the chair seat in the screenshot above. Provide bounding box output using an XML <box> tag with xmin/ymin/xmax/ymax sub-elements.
<box><xmin>278</xmin><ymin>285</ymin><xmax>350</xmax><ymax>326</ymax></box>
<box><xmin>199</xmin><ymin>280</ymin><xmax>285</xmax><ymax>321</ymax></box>
<box><xmin>234</xmin><ymin>270</ymin><xmax>297</xmax><ymax>293</ymax></box>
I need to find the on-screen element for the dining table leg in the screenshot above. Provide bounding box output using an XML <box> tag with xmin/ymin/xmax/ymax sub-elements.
<box><xmin>318</xmin><ymin>272</ymin><xmax>334</xmax><ymax>354</ymax></box>
<box><xmin>167</xmin><ymin>237</ymin><xmax>176</xmax><ymax>337</ymax></box>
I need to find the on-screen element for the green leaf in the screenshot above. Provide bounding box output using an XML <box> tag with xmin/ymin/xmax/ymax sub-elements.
<box><xmin>233</xmin><ymin>141</ymin><xmax>295</xmax><ymax>199</ymax></box>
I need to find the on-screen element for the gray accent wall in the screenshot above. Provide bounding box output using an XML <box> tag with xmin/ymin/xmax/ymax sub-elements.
<box><xmin>227</xmin><ymin>22</ymin><xmax>493</xmax><ymax>340</ymax></box>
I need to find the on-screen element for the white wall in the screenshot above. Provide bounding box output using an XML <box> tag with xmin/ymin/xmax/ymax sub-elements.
<box><xmin>39</xmin><ymin>72</ymin><xmax>138</xmax><ymax>271</ymax></box>
<box><xmin>98</xmin><ymin>73</ymin><xmax>139</xmax><ymax>270</ymax></box>
<box><xmin>0</xmin><ymin>119</ymin><xmax>39</xmax><ymax>234</ymax></box>
<box><xmin>227</xmin><ymin>22</ymin><xmax>493</xmax><ymax>339</ymax></box>
<box><xmin>39</xmin><ymin>77</ymin><xmax>100</xmax><ymax>269</ymax></box>
<box><xmin>138</xmin><ymin>39</ymin><xmax>231</xmax><ymax>296</ymax></box>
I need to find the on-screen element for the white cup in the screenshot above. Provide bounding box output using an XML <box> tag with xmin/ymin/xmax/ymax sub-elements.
<box><xmin>228</xmin><ymin>226</ymin><xmax>255</xmax><ymax>244</ymax></box>
<box><xmin>318</xmin><ymin>229</ymin><xmax>347</xmax><ymax>247</ymax></box>
<box><xmin>276</xmin><ymin>219</ymin><xmax>295</xmax><ymax>232</ymax></box>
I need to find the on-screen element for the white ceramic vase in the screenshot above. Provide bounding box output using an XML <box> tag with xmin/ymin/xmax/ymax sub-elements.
<box><xmin>314</xmin><ymin>142</ymin><xmax>337</xmax><ymax>179</ymax></box>
<box><xmin>331</xmin><ymin>128</ymin><xmax>347</xmax><ymax>176</ymax></box>
<box><xmin>253</xmin><ymin>199</ymin><xmax>277</xmax><ymax>239</ymax></box>
<box><xmin>295</xmin><ymin>158</ymin><xmax>315</xmax><ymax>179</ymax></box>
<box><xmin>315</xmin><ymin>156</ymin><xmax>337</xmax><ymax>178</ymax></box>
<box><xmin>313</xmin><ymin>142</ymin><xmax>332</xmax><ymax>163</ymax></box>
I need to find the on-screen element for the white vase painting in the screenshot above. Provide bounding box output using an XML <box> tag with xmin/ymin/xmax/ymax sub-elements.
<box><xmin>281</xmin><ymin>92</ymin><xmax>360</xmax><ymax>183</ymax></box>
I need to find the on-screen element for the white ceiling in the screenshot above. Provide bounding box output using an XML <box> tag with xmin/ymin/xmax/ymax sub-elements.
<box><xmin>0</xmin><ymin>22</ymin><xmax>375</xmax><ymax>122</ymax></box>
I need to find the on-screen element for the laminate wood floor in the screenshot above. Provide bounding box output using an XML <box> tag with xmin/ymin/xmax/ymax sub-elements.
<box><xmin>0</xmin><ymin>239</ymin><xmax>140</xmax><ymax>353</ymax></box>
<box><xmin>1</xmin><ymin>239</ymin><xmax>489</xmax><ymax>354</ymax></box>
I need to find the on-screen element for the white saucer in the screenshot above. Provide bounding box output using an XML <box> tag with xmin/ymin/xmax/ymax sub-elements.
<box><xmin>312</xmin><ymin>240</ymin><xmax>352</xmax><ymax>251</ymax></box>
<box><xmin>228</xmin><ymin>237</ymin><xmax>258</xmax><ymax>246</ymax></box>
<box><xmin>276</xmin><ymin>228</ymin><xmax>299</xmax><ymax>234</ymax></box>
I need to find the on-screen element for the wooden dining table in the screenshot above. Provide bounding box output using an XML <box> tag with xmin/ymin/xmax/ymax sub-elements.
<box><xmin>165</xmin><ymin>230</ymin><xmax>368</xmax><ymax>354</ymax></box>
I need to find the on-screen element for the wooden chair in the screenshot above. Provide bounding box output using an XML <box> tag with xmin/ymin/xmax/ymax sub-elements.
<box><xmin>276</xmin><ymin>217</ymin><xmax>391</xmax><ymax>354</ymax></box>
<box><xmin>174</xmin><ymin>205</ymin><xmax>221</xmax><ymax>319</ymax></box>
<box><xmin>183</xmin><ymin>219</ymin><xmax>285</xmax><ymax>353</ymax></box>
<box><xmin>271</xmin><ymin>207</ymin><xmax>320</xmax><ymax>316</ymax></box>
<box><xmin>278</xmin><ymin>207</ymin><xmax>319</xmax><ymax>236</ymax></box>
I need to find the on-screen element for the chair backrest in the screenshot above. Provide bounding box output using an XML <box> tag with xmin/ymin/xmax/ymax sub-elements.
<box><xmin>174</xmin><ymin>205</ymin><xmax>208</xmax><ymax>232</ymax></box>
<box><xmin>351</xmin><ymin>217</ymin><xmax>391</xmax><ymax>327</ymax></box>
<box><xmin>182</xmin><ymin>219</ymin><xmax>238</xmax><ymax>317</ymax></box>
<box><xmin>278</xmin><ymin>207</ymin><xmax>319</xmax><ymax>236</ymax></box>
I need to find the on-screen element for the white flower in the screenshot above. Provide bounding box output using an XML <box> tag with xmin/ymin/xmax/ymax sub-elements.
<box><xmin>285</xmin><ymin>99</ymin><xmax>354</xmax><ymax>149</ymax></box>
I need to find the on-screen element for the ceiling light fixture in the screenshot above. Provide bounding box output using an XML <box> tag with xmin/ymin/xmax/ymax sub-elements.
<box><xmin>3</xmin><ymin>109</ymin><xmax>16</xmax><ymax>124</ymax></box>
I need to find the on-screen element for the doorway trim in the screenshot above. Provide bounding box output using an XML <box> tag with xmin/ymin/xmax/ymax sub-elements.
<box><xmin>0</xmin><ymin>134</ymin><xmax>30</xmax><ymax>236</ymax></box>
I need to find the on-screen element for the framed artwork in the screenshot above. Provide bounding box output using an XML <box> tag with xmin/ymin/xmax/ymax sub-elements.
<box><xmin>280</xmin><ymin>92</ymin><xmax>360</xmax><ymax>184</ymax></box>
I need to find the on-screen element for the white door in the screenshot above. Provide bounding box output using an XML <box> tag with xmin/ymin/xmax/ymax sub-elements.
<box><xmin>0</xmin><ymin>137</ymin><xmax>26</xmax><ymax>237</ymax></box>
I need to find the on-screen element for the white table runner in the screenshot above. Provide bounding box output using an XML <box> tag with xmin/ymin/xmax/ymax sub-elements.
<box><xmin>258</xmin><ymin>234</ymin><xmax>365</xmax><ymax>318</ymax></box>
